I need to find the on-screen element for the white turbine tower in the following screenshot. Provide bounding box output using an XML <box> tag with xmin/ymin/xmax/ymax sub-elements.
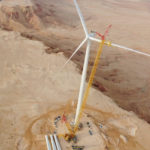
<box><xmin>61</xmin><ymin>0</ymin><xmax>150</xmax><ymax>125</ymax></box>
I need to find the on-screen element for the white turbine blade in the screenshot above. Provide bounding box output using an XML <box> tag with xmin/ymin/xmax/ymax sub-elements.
<box><xmin>51</xmin><ymin>38</ymin><xmax>87</xmax><ymax>83</ymax></box>
<box><xmin>60</xmin><ymin>37</ymin><xmax>87</xmax><ymax>71</ymax></box>
<box><xmin>111</xmin><ymin>43</ymin><xmax>150</xmax><ymax>57</ymax></box>
<box><xmin>89</xmin><ymin>36</ymin><xmax>150</xmax><ymax>57</ymax></box>
<box><xmin>54</xmin><ymin>134</ymin><xmax>62</xmax><ymax>150</ymax></box>
<box><xmin>50</xmin><ymin>135</ymin><xmax>57</xmax><ymax>150</ymax></box>
<box><xmin>45</xmin><ymin>135</ymin><xmax>52</xmax><ymax>150</ymax></box>
<box><xmin>73</xmin><ymin>0</ymin><xmax>88</xmax><ymax>37</ymax></box>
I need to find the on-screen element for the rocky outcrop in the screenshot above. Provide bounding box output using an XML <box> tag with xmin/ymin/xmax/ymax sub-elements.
<box><xmin>0</xmin><ymin>3</ymin><xmax>43</xmax><ymax>31</ymax></box>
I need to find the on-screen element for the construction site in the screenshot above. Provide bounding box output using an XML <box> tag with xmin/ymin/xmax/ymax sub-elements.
<box><xmin>0</xmin><ymin>0</ymin><xmax>150</xmax><ymax>150</ymax></box>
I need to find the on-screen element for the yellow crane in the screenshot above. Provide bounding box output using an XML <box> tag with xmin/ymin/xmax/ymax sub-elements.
<box><xmin>59</xmin><ymin>33</ymin><xmax>111</xmax><ymax>142</ymax></box>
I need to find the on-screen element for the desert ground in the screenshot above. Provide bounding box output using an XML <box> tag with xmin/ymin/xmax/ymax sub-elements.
<box><xmin>0</xmin><ymin>0</ymin><xmax>150</xmax><ymax>150</ymax></box>
<box><xmin>1</xmin><ymin>0</ymin><xmax>150</xmax><ymax>122</ymax></box>
<box><xmin>1</xmin><ymin>29</ymin><xmax>150</xmax><ymax>150</ymax></box>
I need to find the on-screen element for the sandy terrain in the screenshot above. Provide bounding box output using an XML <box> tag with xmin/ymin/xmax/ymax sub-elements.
<box><xmin>0</xmin><ymin>29</ymin><xmax>150</xmax><ymax>150</ymax></box>
<box><xmin>0</xmin><ymin>0</ymin><xmax>150</xmax><ymax>149</ymax></box>
<box><xmin>0</xmin><ymin>0</ymin><xmax>32</xmax><ymax>6</ymax></box>
<box><xmin>0</xmin><ymin>0</ymin><xmax>149</xmax><ymax>122</ymax></box>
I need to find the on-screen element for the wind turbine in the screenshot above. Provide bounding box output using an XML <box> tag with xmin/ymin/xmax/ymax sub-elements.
<box><xmin>45</xmin><ymin>1</ymin><xmax>150</xmax><ymax>148</ymax></box>
<box><xmin>61</xmin><ymin>0</ymin><xmax>150</xmax><ymax>125</ymax></box>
